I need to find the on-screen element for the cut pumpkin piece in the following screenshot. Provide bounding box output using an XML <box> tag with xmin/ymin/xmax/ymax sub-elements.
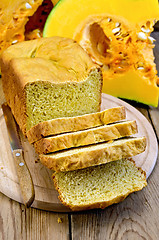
<box><xmin>43</xmin><ymin>0</ymin><xmax>159</xmax><ymax>107</ymax></box>
<box><xmin>0</xmin><ymin>0</ymin><xmax>53</xmax><ymax>58</ymax></box>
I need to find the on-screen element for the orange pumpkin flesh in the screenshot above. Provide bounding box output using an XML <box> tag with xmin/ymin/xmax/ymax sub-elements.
<box><xmin>0</xmin><ymin>0</ymin><xmax>54</xmax><ymax>57</ymax></box>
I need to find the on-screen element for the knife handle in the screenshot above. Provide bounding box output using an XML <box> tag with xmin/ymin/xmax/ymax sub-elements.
<box><xmin>13</xmin><ymin>149</ymin><xmax>35</xmax><ymax>208</ymax></box>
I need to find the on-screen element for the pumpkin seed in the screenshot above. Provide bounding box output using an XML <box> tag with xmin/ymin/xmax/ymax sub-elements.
<box><xmin>12</xmin><ymin>40</ymin><xmax>18</xmax><ymax>44</ymax></box>
<box><xmin>107</xmin><ymin>18</ymin><xmax>111</xmax><ymax>22</ymax></box>
<box><xmin>25</xmin><ymin>3</ymin><xmax>32</xmax><ymax>9</ymax></box>
<box><xmin>137</xmin><ymin>67</ymin><xmax>144</xmax><ymax>70</ymax></box>
<box><xmin>115</xmin><ymin>22</ymin><xmax>120</xmax><ymax>28</ymax></box>
<box><xmin>141</xmin><ymin>27</ymin><xmax>150</xmax><ymax>33</ymax></box>
<box><xmin>115</xmin><ymin>32</ymin><xmax>121</xmax><ymax>36</ymax></box>
<box><xmin>148</xmin><ymin>36</ymin><xmax>155</xmax><ymax>44</ymax></box>
<box><xmin>122</xmin><ymin>33</ymin><xmax>129</xmax><ymax>38</ymax></box>
<box><xmin>116</xmin><ymin>38</ymin><xmax>123</xmax><ymax>41</ymax></box>
<box><xmin>112</xmin><ymin>27</ymin><xmax>121</xmax><ymax>34</ymax></box>
<box><xmin>137</xmin><ymin>32</ymin><xmax>147</xmax><ymax>41</ymax></box>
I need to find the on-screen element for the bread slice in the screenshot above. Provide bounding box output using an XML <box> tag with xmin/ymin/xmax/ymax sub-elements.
<box><xmin>27</xmin><ymin>106</ymin><xmax>126</xmax><ymax>143</ymax></box>
<box><xmin>34</xmin><ymin>120</ymin><xmax>137</xmax><ymax>154</ymax></box>
<box><xmin>39</xmin><ymin>137</ymin><xmax>146</xmax><ymax>172</ymax></box>
<box><xmin>52</xmin><ymin>159</ymin><xmax>147</xmax><ymax>211</ymax></box>
<box><xmin>1</xmin><ymin>37</ymin><xmax>102</xmax><ymax>135</ymax></box>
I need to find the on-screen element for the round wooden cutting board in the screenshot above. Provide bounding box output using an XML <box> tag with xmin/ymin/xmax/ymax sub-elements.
<box><xmin>0</xmin><ymin>93</ymin><xmax>158</xmax><ymax>212</ymax></box>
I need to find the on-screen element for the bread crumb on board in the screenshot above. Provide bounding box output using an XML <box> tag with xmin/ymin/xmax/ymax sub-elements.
<box><xmin>58</xmin><ymin>217</ymin><xmax>63</xmax><ymax>223</ymax></box>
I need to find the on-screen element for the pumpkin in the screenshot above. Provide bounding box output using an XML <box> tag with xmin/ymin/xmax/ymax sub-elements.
<box><xmin>0</xmin><ymin>0</ymin><xmax>53</xmax><ymax>57</ymax></box>
<box><xmin>43</xmin><ymin>0</ymin><xmax>159</xmax><ymax>107</ymax></box>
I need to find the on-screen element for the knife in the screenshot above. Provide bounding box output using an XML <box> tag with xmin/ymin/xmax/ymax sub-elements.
<box><xmin>2</xmin><ymin>103</ymin><xmax>35</xmax><ymax>208</ymax></box>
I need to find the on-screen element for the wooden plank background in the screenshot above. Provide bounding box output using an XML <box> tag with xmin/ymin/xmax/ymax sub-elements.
<box><xmin>0</xmin><ymin>33</ymin><xmax>159</xmax><ymax>240</ymax></box>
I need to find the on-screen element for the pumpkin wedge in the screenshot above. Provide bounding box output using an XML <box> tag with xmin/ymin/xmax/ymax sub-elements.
<box><xmin>43</xmin><ymin>0</ymin><xmax>159</xmax><ymax>107</ymax></box>
<box><xmin>0</xmin><ymin>0</ymin><xmax>53</xmax><ymax>58</ymax></box>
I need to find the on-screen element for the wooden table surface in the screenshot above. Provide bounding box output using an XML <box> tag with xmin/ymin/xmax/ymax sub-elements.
<box><xmin>0</xmin><ymin>33</ymin><xmax>159</xmax><ymax>240</ymax></box>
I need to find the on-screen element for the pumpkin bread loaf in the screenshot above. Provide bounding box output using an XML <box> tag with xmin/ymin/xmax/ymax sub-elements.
<box><xmin>39</xmin><ymin>136</ymin><xmax>146</xmax><ymax>172</ymax></box>
<box><xmin>53</xmin><ymin>158</ymin><xmax>147</xmax><ymax>211</ymax></box>
<box><xmin>34</xmin><ymin>120</ymin><xmax>137</xmax><ymax>154</ymax></box>
<box><xmin>27</xmin><ymin>106</ymin><xmax>126</xmax><ymax>143</ymax></box>
<box><xmin>1</xmin><ymin>37</ymin><xmax>102</xmax><ymax>135</ymax></box>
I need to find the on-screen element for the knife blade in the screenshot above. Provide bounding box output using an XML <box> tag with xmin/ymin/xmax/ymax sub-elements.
<box><xmin>2</xmin><ymin>103</ymin><xmax>35</xmax><ymax>208</ymax></box>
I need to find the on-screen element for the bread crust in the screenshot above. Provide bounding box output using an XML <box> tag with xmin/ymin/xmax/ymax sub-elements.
<box><xmin>40</xmin><ymin>137</ymin><xmax>146</xmax><ymax>172</ymax></box>
<box><xmin>27</xmin><ymin>106</ymin><xmax>126</xmax><ymax>143</ymax></box>
<box><xmin>34</xmin><ymin>120</ymin><xmax>137</xmax><ymax>154</ymax></box>
<box><xmin>1</xmin><ymin>59</ymin><xmax>27</xmax><ymax>134</ymax></box>
<box><xmin>52</xmin><ymin>159</ymin><xmax>147</xmax><ymax>211</ymax></box>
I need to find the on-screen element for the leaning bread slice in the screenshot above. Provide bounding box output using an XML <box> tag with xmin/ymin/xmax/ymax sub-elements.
<box><xmin>39</xmin><ymin>137</ymin><xmax>146</xmax><ymax>172</ymax></box>
<box><xmin>27</xmin><ymin>106</ymin><xmax>126</xmax><ymax>143</ymax></box>
<box><xmin>53</xmin><ymin>159</ymin><xmax>147</xmax><ymax>211</ymax></box>
<box><xmin>34</xmin><ymin>120</ymin><xmax>137</xmax><ymax>154</ymax></box>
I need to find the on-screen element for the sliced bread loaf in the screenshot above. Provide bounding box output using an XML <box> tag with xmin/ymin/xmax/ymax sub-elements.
<box><xmin>34</xmin><ymin>120</ymin><xmax>137</xmax><ymax>154</ymax></box>
<box><xmin>39</xmin><ymin>137</ymin><xmax>146</xmax><ymax>172</ymax></box>
<box><xmin>52</xmin><ymin>159</ymin><xmax>147</xmax><ymax>211</ymax></box>
<box><xmin>27</xmin><ymin>106</ymin><xmax>126</xmax><ymax>143</ymax></box>
<box><xmin>1</xmin><ymin>37</ymin><xmax>102</xmax><ymax>135</ymax></box>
